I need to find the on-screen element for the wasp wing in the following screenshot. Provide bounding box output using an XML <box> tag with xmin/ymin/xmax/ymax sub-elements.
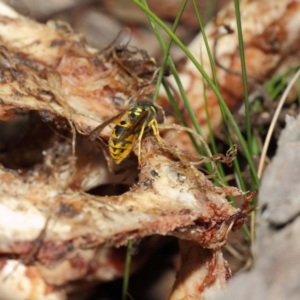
<box><xmin>89</xmin><ymin>112</ymin><xmax>124</xmax><ymax>141</ymax></box>
<box><xmin>117</xmin><ymin>110</ymin><xmax>149</xmax><ymax>140</ymax></box>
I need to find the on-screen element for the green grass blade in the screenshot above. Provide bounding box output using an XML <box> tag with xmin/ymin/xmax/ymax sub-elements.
<box><xmin>152</xmin><ymin>0</ymin><xmax>188</xmax><ymax>103</ymax></box>
<box><xmin>122</xmin><ymin>240</ymin><xmax>133</xmax><ymax>300</ymax></box>
<box><xmin>191</xmin><ymin>0</ymin><xmax>230</xmax><ymax>184</ymax></box>
<box><xmin>234</xmin><ymin>0</ymin><xmax>252</xmax><ymax>156</ymax></box>
<box><xmin>191</xmin><ymin>0</ymin><xmax>218</xmax><ymax>87</ymax></box>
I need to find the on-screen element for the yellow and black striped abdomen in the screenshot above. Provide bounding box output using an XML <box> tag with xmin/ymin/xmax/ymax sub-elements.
<box><xmin>109</xmin><ymin>120</ymin><xmax>135</xmax><ymax>164</ymax></box>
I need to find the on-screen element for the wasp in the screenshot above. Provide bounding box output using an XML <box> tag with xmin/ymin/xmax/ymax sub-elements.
<box><xmin>90</xmin><ymin>101</ymin><xmax>162</xmax><ymax>165</ymax></box>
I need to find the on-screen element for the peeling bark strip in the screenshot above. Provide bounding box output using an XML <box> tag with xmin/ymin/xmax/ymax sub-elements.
<box><xmin>0</xmin><ymin>136</ymin><xmax>250</xmax><ymax>300</ymax></box>
<box><xmin>0</xmin><ymin>2</ymin><xmax>159</xmax><ymax>139</ymax></box>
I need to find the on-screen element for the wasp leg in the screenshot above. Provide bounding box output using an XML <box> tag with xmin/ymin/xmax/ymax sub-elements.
<box><xmin>149</xmin><ymin>119</ymin><xmax>162</xmax><ymax>143</ymax></box>
<box><xmin>136</xmin><ymin>123</ymin><xmax>147</xmax><ymax>166</ymax></box>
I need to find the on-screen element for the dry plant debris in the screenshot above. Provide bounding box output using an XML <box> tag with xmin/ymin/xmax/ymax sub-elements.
<box><xmin>0</xmin><ymin>1</ymin><xmax>270</xmax><ymax>300</ymax></box>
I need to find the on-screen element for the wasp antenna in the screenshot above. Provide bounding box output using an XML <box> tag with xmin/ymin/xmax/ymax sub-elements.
<box><xmin>98</xmin><ymin>28</ymin><xmax>131</xmax><ymax>55</ymax></box>
<box><xmin>150</xmin><ymin>66</ymin><xmax>161</xmax><ymax>84</ymax></box>
<box><xmin>121</xmin><ymin>27</ymin><xmax>132</xmax><ymax>48</ymax></box>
